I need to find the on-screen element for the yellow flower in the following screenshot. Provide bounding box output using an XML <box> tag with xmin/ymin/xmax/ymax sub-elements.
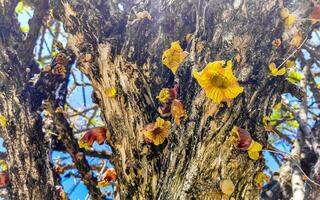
<box><xmin>157</xmin><ymin>88</ymin><xmax>171</xmax><ymax>104</ymax></box>
<box><xmin>280</xmin><ymin>8</ymin><xmax>296</xmax><ymax>30</ymax></box>
<box><xmin>263</xmin><ymin>116</ymin><xmax>273</xmax><ymax>131</ymax></box>
<box><xmin>162</xmin><ymin>41</ymin><xmax>188</xmax><ymax>74</ymax></box>
<box><xmin>247</xmin><ymin>140</ymin><xmax>263</xmax><ymax>160</ymax></box>
<box><xmin>0</xmin><ymin>116</ymin><xmax>7</xmax><ymax>127</ymax></box>
<box><xmin>105</xmin><ymin>87</ymin><xmax>117</xmax><ymax>97</ymax></box>
<box><xmin>284</xmin><ymin>14</ymin><xmax>296</xmax><ymax>30</ymax></box>
<box><xmin>143</xmin><ymin>117</ymin><xmax>171</xmax><ymax>145</ymax></box>
<box><xmin>193</xmin><ymin>60</ymin><xmax>244</xmax><ymax>104</ymax></box>
<box><xmin>269</xmin><ymin>63</ymin><xmax>286</xmax><ymax>76</ymax></box>
<box><xmin>255</xmin><ymin>172</ymin><xmax>270</xmax><ymax>188</ymax></box>
<box><xmin>219</xmin><ymin>179</ymin><xmax>235</xmax><ymax>195</ymax></box>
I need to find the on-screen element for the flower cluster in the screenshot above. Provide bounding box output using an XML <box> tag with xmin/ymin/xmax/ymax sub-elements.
<box><xmin>156</xmin><ymin>84</ymin><xmax>186</xmax><ymax>126</ymax></box>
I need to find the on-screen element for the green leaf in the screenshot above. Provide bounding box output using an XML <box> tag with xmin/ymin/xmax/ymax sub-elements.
<box><xmin>286</xmin><ymin>71</ymin><xmax>302</xmax><ymax>84</ymax></box>
<box><xmin>36</xmin><ymin>59</ymin><xmax>45</xmax><ymax>66</ymax></box>
<box><xmin>288</xmin><ymin>120</ymin><xmax>299</xmax><ymax>128</ymax></box>
<box><xmin>15</xmin><ymin>1</ymin><xmax>26</xmax><ymax>13</ymax></box>
<box><xmin>21</xmin><ymin>26</ymin><xmax>29</xmax><ymax>33</ymax></box>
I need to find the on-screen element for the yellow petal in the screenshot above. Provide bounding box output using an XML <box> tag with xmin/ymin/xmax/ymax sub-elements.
<box><xmin>247</xmin><ymin>140</ymin><xmax>263</xmax><ymax>160</ymax></box>
<box><xmin>224</xmin><ymin>84</ymin><xmax>244</xmax><ymax>99</ymax></box>
<box><xmin>248</xmin><ymin>140</ymin><xmax>263</xmax><ymax>152</ymax></box>
<box><xmin>105</xmin><ymin>87</ymin><xmax>117</xmax><ymax>97</ymax></box>
<box><xmin>162</xmin><ymin>41</ymin><xmax>187</xmax><ymax>74</ymax></box>
<box><xmin>277</xmin><ymin>67</ymin><xmax>286</xmax><ymax>76</ymax></box>
<box><xmin>248</xmin><ymin>151</ymin><xmax>260</xmax><ymax>160</ymax></box>
<box><xmin>208</xmin><ymin>87</ymin><xmax>223</xmax><ymax>104</ymax></box>
<box><xmin>291</xmin><ymin>32</ymin><xmax>302</xmax><ymax>48</ymax></box>
<box><xmin>284</xmin><ymin>15</ymin><xmax>296</xmax><ymax>30</ymax></box>
<box><xmin>0</xmin><ymin>116</ymin><xmax>7</xmax><ymax>127</ymax></box>
<box><xmin>220</xmin><ymin>179</ymin><xmax>235</xmax><ymax>195</ymax></box>
<box><xmin>280</xmin><ymin>8</ymin><xmax>290</xmax><ymax>19</ymax></box>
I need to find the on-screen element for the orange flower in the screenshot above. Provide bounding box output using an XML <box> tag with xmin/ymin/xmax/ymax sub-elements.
<box><xmin>79</xmin><ymin>127</ymin><xmax>109</xmax><ymax>149</ymax></box>
<box><xmin>171</xmin><ymin>99</ymin><xmax>187</xmax><ymax>126</ymax></box>
<box><xmin>143</xmin><ymin>117</ymin><xmax>171</xmax><ymax>145</ymax></box>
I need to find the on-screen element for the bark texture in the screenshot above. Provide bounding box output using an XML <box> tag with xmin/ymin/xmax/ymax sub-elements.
<box><xmin>0</xmin><ymin>0</ymin><xmax>57</xmax><ymax>199</ymax></box>
<box><xmin>51</xmin><ymin>0</ymin><xmax>311</xmax><ymax>199</ymax></box>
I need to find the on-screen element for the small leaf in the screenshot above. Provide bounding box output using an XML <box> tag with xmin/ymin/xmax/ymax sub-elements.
<box><xmin>21</xmin><ymin>26</ymin><xmax>29</xmax><ymax>33</ymax></box>
<box><xmin>15</xmin><ymin>1</ymin><xmax>26</xmax><ymax>13</ymax></box>
<box><xmin>287</xmin><ymin>71</ymin><xmax>302</xmax><ymax>84</ymax></box>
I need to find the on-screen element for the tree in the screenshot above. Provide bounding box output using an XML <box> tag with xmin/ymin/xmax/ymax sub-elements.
<box><xmin>0</xmin><ymin>0</ymin><xmax>319</xmax><ymax>199</ymax></box>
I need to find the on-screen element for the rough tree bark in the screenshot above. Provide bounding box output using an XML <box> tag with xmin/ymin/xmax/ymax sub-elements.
<box><xmin>50</xmin><ymin>0</ymin><xmax>311</xmax><ymax>199</ymax></box>
<box><xmin>0</xmin><ymin>0</ymin><xmax>58</xmax><ymax>199</ymax></box>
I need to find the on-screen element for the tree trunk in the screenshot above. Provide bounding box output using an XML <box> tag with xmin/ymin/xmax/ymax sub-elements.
<box><xmin>0</xmin><ymin>0</ymin><xmax>57</xmax><ymax>199</ymax></box>
<box><xmin>52</xmin><ymin>0</ymin><xmax>309</xmax><ymax>199</ymax></box>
